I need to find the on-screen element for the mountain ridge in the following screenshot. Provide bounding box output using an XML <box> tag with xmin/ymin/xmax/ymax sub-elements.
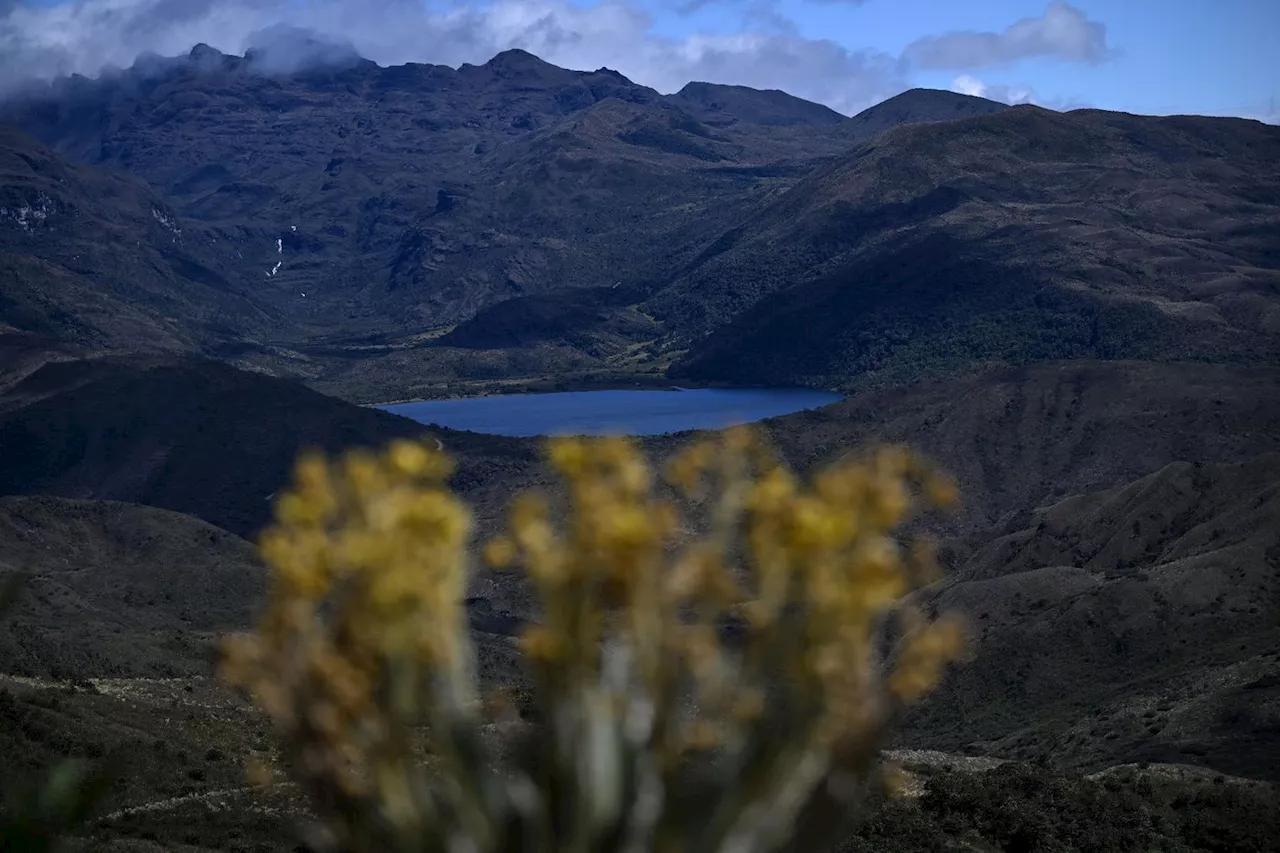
<box><xmin>2</xmin><ymin>46</ymin><xmax>1276</xmax><ymax>404</ymax></box>
<box><xmin>0</xmin><ymin>46</ymin><xmax>1013</xmax><ymax>376</ymax></box>
<box><xmin>664</xmin><ymin>103</ymin><xmax>1280</xmax><ymax>386</ymax></box>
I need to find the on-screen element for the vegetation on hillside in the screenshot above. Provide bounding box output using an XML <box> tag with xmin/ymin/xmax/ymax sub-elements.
<box><xmin>0</xmin><ymin>574</ymin><xmax>111</xmax><ymax>853</ymax></box>
<box><xmin>662</xmin><ymin>108</ymin><xmax>1280</xmax><ymax>388</ymax></box>
<box><xmin>0</xmin><ymin>61</ymin><xmax>1022</xmax><ymax>395</ymax></box>
<box><xmin>0</xmin><ymin>393</ymin><xmax>1275</xmax><ymax>851</ymax></box>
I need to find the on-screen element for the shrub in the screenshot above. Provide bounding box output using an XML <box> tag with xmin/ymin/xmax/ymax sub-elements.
<box><xmin>221</xmin><ymin>427</ymin><xmax>964</xmax><ymax>853</ymax></box>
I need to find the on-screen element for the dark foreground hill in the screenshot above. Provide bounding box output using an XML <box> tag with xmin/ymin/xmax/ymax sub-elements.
<box><xmin>0</xmin><ymin>480</ymin><xmax>1275</xmax><ymax>851</ymax></box>
<box><xmin>0</xmin><ymin>356</ymin><xmax>1276</xmax><ymax>847</ymax></box>
<box><xmin>2</xmin><ymin>352</ymin><xmax>1277</xmax><ymax>780</ymax></box>
<box><xmin>0</xmin><ymin>483</ymin><xmax>1275</xmax><ymax>850</ymax></box>
<box><xmin>0</xmin><ymin>354</ymin><xmax>541</xmax><ymax>537</ymax></box>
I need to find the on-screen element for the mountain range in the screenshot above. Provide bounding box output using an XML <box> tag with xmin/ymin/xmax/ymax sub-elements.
<box><xmin>4</xmin><ymin>45</ymin><xmax>1277</xmax><ymax>400</ymax></box>
<box><xmin>1</xmin><ymin>42</ymin><xmax>1278</xmax><ymax>851</ymax></box>
<box><xmin>0</xmin><ymin>44</ymin><xmax>1024</xmax><ymax>393</ymax></box>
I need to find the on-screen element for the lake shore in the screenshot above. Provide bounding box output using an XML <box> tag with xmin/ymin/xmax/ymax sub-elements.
<box><xmin>376</xmin><ymin>387</ymin><xmax>843</xmax><ymax>438</ymax></box>
<box><xmin>360</xmin><ymin>372</ymin><xmax>750</xmax><ymax>409</ymax></box>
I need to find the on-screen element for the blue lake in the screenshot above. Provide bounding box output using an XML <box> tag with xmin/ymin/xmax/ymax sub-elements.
<box><xmin>379</xmin><ymin>388</ymin><xmax>841</xmax><ymax>437</ymax></box>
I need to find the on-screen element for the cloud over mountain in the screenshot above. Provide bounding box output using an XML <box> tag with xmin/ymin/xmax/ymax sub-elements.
<box><xmin>903</xmin><ymin>1</ymin><xmax>1110</xmax><ymax>69</ymax></box>
<box><xmin>0</xmin><ymin>0</ymin><xmax>907</xmax><ymax>114</ymax></box>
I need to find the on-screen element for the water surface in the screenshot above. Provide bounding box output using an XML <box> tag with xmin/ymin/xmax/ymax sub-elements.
<box><xmin>380</xmin><ymin>388</ymin><xmax>840</xmax><ymax>437</ymax></box>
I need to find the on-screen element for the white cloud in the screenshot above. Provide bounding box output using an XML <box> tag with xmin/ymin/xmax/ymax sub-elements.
<box><xmin>676</xmin><ymin>0</ymin><xmax>867</xmax><ymax>11</ymax></box>
<box><xmin>949</xmin><ymin>74</ymin><xmax>1033</xmax><ymax>104</ymax></box>
<box><xmin>950</xmin><ymin>73</ymin><xmax>986</xmax><ymax>98</ymax></box>
<box><xmin>906</xmin><ymin>1</ymin><xmax>1110</xmax><ymax>70</ymax></box>
<box><xmin>948</xmin><ymin>73</ymin><xmax>1090</xmax><ymax>111</ymax></box>
<box><xmin>0</xmin><ymin>0</ymin><xmax>907</xmax><ymax>114</ymax></box>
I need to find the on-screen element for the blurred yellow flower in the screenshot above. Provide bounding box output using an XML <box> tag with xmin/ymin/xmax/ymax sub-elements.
<box><xmin>220</xmin><ymin>429</ymin><xmax>964</xmax><ymax>853</ymax></box>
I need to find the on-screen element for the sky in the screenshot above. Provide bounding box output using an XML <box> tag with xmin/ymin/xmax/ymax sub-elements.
<box><xmin>0</xmin><ymin>0</ymin><xmax>1276</xmax><ymax>121</ymax></box>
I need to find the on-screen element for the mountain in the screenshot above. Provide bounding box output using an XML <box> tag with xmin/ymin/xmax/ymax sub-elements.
<box><xmin>3</xmin><ymin>44</ymin><xmax>1279</xmax><ymax>833</ymax></box>
<box><xmin>913</xmin><ymin>453</ymin><xmax>1280</xmax><ymax>780</ymax></box>
<box><xmin>0</xmin><ymin>354</ymin><xmax>542</xmax><ymax>538</ymax></box>
<box><xmin>0</xmin><ymin>47</ymin><xmax>857</xmax><ymax>349</ymax></box>
<box><xmin>662</xmin><ymin>104</ymin><xmax>1280</xmax><ymax>387</ymax></box>
<box><xmin>12</xmin><ymin>47</ymin><xmax>1274</xmax><ymax>401</ymax></box>
<box><xmin>0</xmin><ymin>48</ymin><xmax>1021</xmax><ymax>397</ymax></box>
<box><xmin>2</xmin><ymin>359</ymin><xmax>1276</xmax><ymax>848</ymax></box>
<box><xmin>747</xmin><ymin>360</ymin><xmax>1280</xmax><ymax>533</ymax></box>
<box><xmin>839</xmin><ymin>87</ymin><xmax>1008</xmax><ymax>141</ymax></box>
<box><xmin>671</xmin><ymin>81</ymin><xmax>849</xmax><ymax>127</ymax></box>
<box><xmin>0</xmin><ymin>125</ymin><xmax>278</xmax><ymax>352</ymax></box>
<box><xmin>650</xmin><ymin>358</ymin><xmax>1280</xmax><ymax>780</ymax></box>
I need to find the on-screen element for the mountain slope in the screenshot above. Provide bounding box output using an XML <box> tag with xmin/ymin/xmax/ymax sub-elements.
<box><xmin>840</xmin><ymin>87</ymin><xmax>1008</xmax><ymax>141</ymax></box>
<box><xmin>13</xmin><ymin>47</ymin><xmax>1276</xmax><ymax>401</ymax></box>
<box><xmin>1</xmin><ymin>46</ymin><xmax>1028</xmax><ymax>374</ymax></box>
<box><xmin>672</xmin><ymin>81</ymin><xmax>847</xmax><ymax>127</ymax></box>
<box><xmin>0</xmin><ymin>125</ymin><xmax>278</xmax><ymax>352</ymax></box>
<box><xmin>0</xmin><ymin>496</ymin><xmax>264</xmax><ymax>678</ymax></box>
<box><xmin>908</xmin><ymin>454</ymin><xmax>1280</xmax><ymax>781</ymax></box>
<box><xmin>0</xmin><ymin>355</ymin><xmax>541</xmax><ymax>537</ymax></box>
<box><xmin>711</xmin><ymin>358</ymin><xmax>1280</xmax><ymax>780</ymax></box>
<box><xmin>0</xmin><ymin>47</ymin><xmax>863</xmax><ymax>346</ymax></box>
<box><xmin>663</xmin><ymin>105</ymin><xmax>1280</xmax><ymax>387</ymax></box>
<box><xmin>752</xmin><ymin>360</ymin><xmax>1280</xmax><ymax>533</ymax></box>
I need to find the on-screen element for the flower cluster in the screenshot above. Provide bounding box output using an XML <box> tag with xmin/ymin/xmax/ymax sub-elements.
<box><xmin>221</xmin><ymin>444</ymin><xmax>474</xmax><ymax>825</ymax></box>
<box><xmin>221</xmin><ymin>428</ymin><xmax>964</xmax><ymax>853</ymax></box>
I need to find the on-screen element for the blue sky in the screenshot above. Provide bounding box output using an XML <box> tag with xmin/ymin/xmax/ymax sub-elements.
<box><xmin>655</xmin><ymin>0</ymin><xmax>1279</xmax><ymax>118</ymax></box>
<box><xmin>2</xmin><ymin>0</ymin><xmax>1277</xmax><ymax>120</ymax></box>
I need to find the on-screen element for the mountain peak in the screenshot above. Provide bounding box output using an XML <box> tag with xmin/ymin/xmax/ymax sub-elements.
<box><xmin>185</xmin><ymin>42</ymin><xmax>241</xmax><ymax>74</ymax></box>
<box><xmin>592</xmin><ymin>67</ymin><xmax>631</xmax><ymax>82</ymax></box>
<box><xmin>188</xmin><ymin>43</ymin><xmax>224</xmax><ymax>61</ymax></box>
<box><xmin>842</xmin><ymin>87</ymin><xmax>1009</xmax><ymax>140</ymax></box>
<box><xmin>856</xmin><ymin>87</ymin><xmax>1008</xmax><ymax>118</ymax></box>
<box><xmin>672</xmin><ymin>80</ymin><xmax>844</xmax><ymax>127</ymax></box>
<box><xmin>485</xmin><ymin>48</ymin><xmax>552</xmax><ymax>69</ymax></box>
<box><xmin>241</xmin><ymin>26</ymin><xmax>366</xmax><ymax>75</ymax></box>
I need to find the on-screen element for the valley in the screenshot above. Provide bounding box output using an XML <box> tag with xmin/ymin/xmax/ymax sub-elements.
<box><xmin>0</xmin><ymin>37</ymin><xmax>1277</xmax><ymax>853</ymax></box>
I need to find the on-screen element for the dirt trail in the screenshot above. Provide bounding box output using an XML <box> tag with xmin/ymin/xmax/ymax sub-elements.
<box><xmin>0</xmin><ymin>673</ymin><xmax>251</xmax><ymax>713</ymax></box>
<box><xmin>103</xmin><ymin>786</ymin><xmax>257</xmax><ymax>820</ymax></box>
